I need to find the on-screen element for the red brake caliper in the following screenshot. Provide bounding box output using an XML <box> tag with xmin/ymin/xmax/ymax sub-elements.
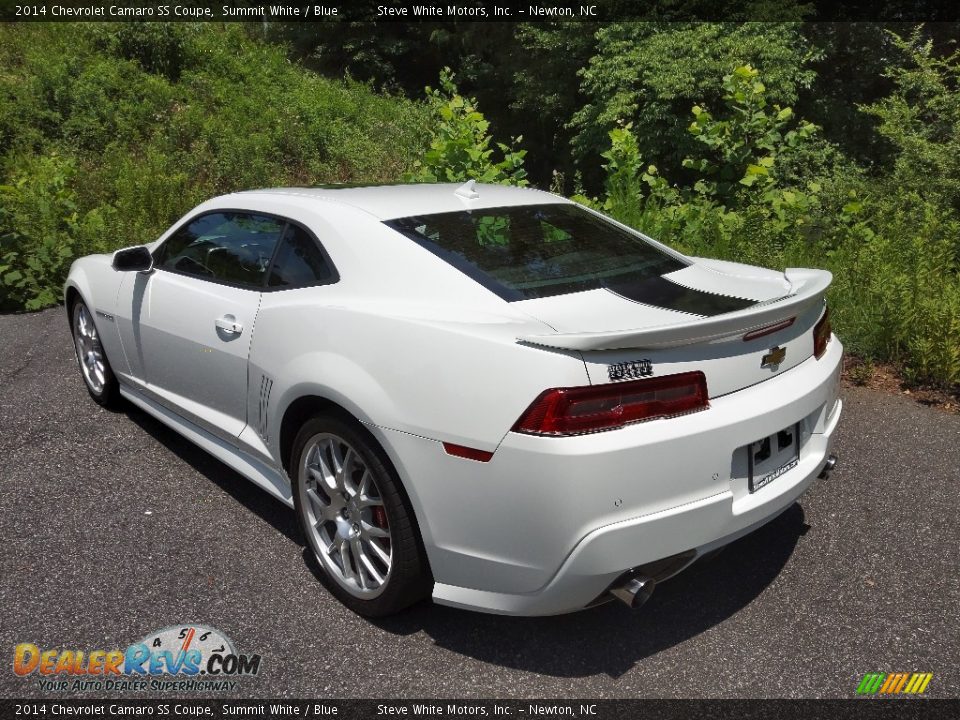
<box><xmin>372</xmin><ymin>506</ymin><xmax>389</xmax><ymax>531</ymax></box>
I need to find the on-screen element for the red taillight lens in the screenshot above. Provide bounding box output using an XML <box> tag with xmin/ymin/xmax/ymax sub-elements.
<box><xmin>512</xmin><ymin>371</ymin><xmax>709</xmax><ymax>437</ymax></box>
<box><xmin>813</xmin><ymin>306</ymin><xmax>832</xmax><ymax>359</ymax></box>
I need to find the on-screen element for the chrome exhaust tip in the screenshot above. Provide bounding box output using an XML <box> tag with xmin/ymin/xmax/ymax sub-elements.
<box><xmin>609</xmin><ymin>575</ymin><xmax>656</xmax><ymax>609</ymax></box>
<box><xmin>818</xmin><ymin>454</ymin><xmax>838</xmax><ymax>479</ymax></box>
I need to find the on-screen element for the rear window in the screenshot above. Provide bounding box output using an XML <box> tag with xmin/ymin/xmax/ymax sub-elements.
<box><xmin>385</xmin><ymin>203</ymin><xmax>686</xmax><ymax>301</ymax></box>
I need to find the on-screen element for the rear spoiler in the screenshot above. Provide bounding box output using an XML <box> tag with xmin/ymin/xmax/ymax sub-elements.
<box><xmin>517</xmin><ymin>268</ymin><xmax>831</xmax><ymax>351</ymax></box>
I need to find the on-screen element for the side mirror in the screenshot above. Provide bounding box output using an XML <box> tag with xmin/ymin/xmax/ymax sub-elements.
<box><xmin>112</xmin><ymin>246</ymin><xmax>154</xmax><ymax>273</ymax></box>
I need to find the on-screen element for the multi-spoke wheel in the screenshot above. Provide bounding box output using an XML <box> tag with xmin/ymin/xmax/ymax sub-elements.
<box><xmin>71</xmin><ymin>299</ymin><xmax>119</xmax><ymax>406</ymax></box>
<box><xmin>291</xmin><ymin>415</ymin><xmax>430</xmax><ymax>615</ymax></box>
<box><xmin>301</xmin><ymin>433</ymin><xmax>393</xmax><ymax>597</ymax></box>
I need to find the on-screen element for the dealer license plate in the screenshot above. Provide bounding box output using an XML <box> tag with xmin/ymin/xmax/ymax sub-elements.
<box><xmin>748</xmin><ymin>422</ymin><xmax>801</xmax><ymax>493</ymax></box>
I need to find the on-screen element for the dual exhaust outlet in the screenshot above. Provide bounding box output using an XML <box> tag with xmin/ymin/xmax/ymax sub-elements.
<box><xmin>609</xmin><ymin>453</ymin><xmax>838</xmax><ymax>609</ymax></box>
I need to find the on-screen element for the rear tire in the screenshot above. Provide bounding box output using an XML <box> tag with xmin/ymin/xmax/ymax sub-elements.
<box><xmin>290</xmin><ymin>413</ymin><xmax>431</xmax><ymax>616</ymax></box>
<box><xmin>70</xmin><ymin>299</ymin><xmax>120</xmax><ymax>408</ymax></box>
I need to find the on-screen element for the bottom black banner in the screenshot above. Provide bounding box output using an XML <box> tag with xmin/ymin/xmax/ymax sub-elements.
<box><xmin>1</xmin><ymin>699</ymin><xmax>959</xmax><ymax>719</ymax></box>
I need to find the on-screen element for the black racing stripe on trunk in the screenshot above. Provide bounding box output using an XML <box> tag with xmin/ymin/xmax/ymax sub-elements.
<box><xmin>606</xmin><ymin>276</ymin><xmax>757</xmax><ymax>316</ymax></box>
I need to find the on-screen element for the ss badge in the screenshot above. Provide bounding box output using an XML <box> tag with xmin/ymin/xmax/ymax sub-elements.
<box><xmin>608</xmin><ymin>359</ymin><xmax>653</xmax><ymax>381</ymax></box>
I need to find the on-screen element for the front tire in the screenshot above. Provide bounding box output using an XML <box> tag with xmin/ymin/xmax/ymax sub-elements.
<box><xmin>71</xmin><ymin>299</ymin><xmax>120</xmax><ymax>407</ymax></box>
<box><xmin>291</xmin><ymin>414</ymin><xmax>431</xmax><ymax>616</ymax></box>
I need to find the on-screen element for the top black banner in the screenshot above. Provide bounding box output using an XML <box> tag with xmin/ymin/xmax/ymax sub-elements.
<box><xmin>3</xmin><ymin>0</ymin><xmax>960</xmax><ymax>22</ymax></box>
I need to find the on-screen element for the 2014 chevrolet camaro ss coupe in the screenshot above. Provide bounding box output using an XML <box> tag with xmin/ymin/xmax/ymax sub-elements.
<box><xmin>65</xmin><ymin>182</ymin><xmax>842</xmax><ymax>616</ymax></box>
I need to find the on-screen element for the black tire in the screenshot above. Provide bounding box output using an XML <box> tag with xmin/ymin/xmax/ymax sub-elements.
<box><xmin>290</xmin><ymin>413</ymin><xmax>431</xmax><ymax>616</ymax></box>
<box><xmin>70</xmin><ymin>298</ymin><xmax>121</xmax><ymax>408</ymax></box>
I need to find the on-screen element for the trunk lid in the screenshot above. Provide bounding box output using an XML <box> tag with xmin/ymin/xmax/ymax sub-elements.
<box><xmin>513</xmin><ymin>261</ymin><xmax>830</xmax><ymax>397</ymax></box>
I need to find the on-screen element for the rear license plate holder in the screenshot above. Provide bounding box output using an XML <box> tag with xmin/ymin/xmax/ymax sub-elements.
<box><xmin>748</xmin><ymin>422</ymin><xmax>801</xmax><ymax>493</ymax></box>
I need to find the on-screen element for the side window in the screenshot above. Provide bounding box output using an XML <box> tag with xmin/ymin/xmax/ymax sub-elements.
<box><xmin>155</xmin><ymin>212</ymin><xmax>285</xmax><ymax>287</ymax></box>
<box><xmin>267</xmin><ymin>224</ymin><xmax>335</xmax><ymax>289</ymax></box>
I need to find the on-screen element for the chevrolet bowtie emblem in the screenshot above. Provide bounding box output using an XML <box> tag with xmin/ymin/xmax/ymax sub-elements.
<box><xmin>761</xmin><ymin>346</ymin><xmax>787</xmax><ymax>368</ymax></box>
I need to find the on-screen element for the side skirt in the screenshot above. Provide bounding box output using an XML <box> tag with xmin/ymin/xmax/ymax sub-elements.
<box><xmin>119</xmin><ymin>384</ymin><xmax>294</xmax><ymax>507</ymax></box>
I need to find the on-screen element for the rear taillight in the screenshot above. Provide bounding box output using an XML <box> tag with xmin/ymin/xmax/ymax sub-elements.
<box><xmin>512</xmin><ymin>371</ymin><xmax>709</xmax><ymax>437</ymax></box>
<box><xmin>813</xmin><ymin>306</ymin><xmax>832</xmax><ymax>359</ymax></box>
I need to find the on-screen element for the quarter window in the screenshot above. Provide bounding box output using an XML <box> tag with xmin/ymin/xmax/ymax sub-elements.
<box><xmin>267</xmin><ymin>224</ymin><xmax>335</xmax><ymax>289</ymax></box>
<box><xmin>155</xmin><ymin>212</ymin><xmax>285</xmax><ymax>287</ymax></box>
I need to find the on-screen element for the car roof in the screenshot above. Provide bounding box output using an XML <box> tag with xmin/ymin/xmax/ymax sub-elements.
<box><xmin>232</xmin><ymin>182</ymin><xmax>569</xmax><ymax>221</ymax></box>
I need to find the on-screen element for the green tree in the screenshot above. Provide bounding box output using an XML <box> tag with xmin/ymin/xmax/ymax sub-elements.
<box><xmin>406</xmin><ymin>68</ymin><xmax>528</xmax><ymax>186</ymax></box>
<box><xmin>862</xmin><ymin>28</ymin><xmax>960</xmax><ymax>212</ymax></box>
<box><xmin>683</xmin><ymin>65</ymin><xmax>818</xmax><ymax>208</ymax></box>
<box><xmin>570</xmin><ymin>23</ymin><xmax>817</xmax><ymax>184</ymax></box>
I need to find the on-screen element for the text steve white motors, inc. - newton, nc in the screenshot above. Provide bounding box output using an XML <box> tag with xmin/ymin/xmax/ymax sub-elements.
<box><xmin>375</xmin><ymin>4</ymin><xmax>599</xmax><ymax>18</ymax></box>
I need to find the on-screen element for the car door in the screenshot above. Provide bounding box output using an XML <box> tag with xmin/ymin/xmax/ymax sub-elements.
<box><xmin>130</xmin><ymin>211</ymin><xmax>286</xmax><ymax>441</ymax></box>
<box><xmin>243</xmin><ymin>220</ymin><xmax>340</xmax><ymax>456</ymax></box>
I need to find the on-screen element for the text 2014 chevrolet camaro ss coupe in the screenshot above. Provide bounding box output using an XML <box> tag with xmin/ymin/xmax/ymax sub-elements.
<box><xmin>65</xmin><ymin>182</ymin><xmax>842</xmax><ymax>616</ymax></box>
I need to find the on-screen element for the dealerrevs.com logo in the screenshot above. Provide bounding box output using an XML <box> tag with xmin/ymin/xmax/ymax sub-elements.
<box><xmin>13</xmin><ymin>624</ymin><xmax>261</xmax><ymax>693</ymax></box>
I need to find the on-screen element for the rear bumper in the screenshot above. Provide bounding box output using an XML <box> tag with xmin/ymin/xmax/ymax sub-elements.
<box><xmin>434</xmin><ymin>402</ymin><xmax>839</xmax><ymax>615</ymax></box>
<box><xmin>381</xmin><ymin>338</ymin><xmax>844</xmax><ymax>615</ymax></box>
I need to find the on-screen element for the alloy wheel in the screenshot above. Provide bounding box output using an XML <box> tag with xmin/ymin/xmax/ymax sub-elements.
<box><xmin>299</xmin><ymin>433</ymin><xmax>393</xmax><ymax>598</ymax></box>
<box><xmin>73</xmin><ymin>304</ymin><xmax>106</xmax><ymax>395</ymax></box>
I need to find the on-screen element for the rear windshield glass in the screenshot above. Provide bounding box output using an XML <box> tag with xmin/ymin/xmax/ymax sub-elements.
<box><xmin>385</xmin><ymin>203</ymin><xmax>686</xmax><ymax>301</ymax></box>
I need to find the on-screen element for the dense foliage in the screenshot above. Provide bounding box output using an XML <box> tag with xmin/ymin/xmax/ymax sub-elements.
<box><xmin>0</xmin><ymin>23</ymin><xmax>428</xmax><ymax>310</ymax></box>
<box><xmin>0</xmin><ymin>21</ymin><xmax>957</xmax><ymax>390</ymax></box>
<box><xmin>404</xmin><ymin>69</ymin><xmax>528</xmax><ymax>186</ymax></box>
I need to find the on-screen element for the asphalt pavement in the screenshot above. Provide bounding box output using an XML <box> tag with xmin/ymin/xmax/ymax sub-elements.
<box><xmin>1</xmin><ymin>308</ymin><xmax>958</xmax><ymax>699</ymax></box>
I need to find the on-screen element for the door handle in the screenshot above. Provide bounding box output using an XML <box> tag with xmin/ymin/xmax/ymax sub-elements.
<box><xmin>215</xmin><ymin>315</ymin><xmax>243</xmax><ymax>335</ymax></box>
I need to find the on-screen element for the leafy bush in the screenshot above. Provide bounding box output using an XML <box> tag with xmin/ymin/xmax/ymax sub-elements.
<box><xmin>862</xmin><ymin>29</ymin><xmax>960</xmax><ymax>214</ymax></box>
<box><xmin>0</xmin><ymin>154</ymin><xmax>110</xmax><ymax>310</ymax></box>
<box><xmin>108</xmin><ymin>23</ymin><xmax>191</xmax><ymax>80</ymax></box>
<box><xmin>406</xmin><ymin>68</ymin><xmax>528</xmax><ymax>186</ymax></box>
<box><xmin>683</xmin><ymin>66</ymin><xmax>818</xmax><ymax>204</ymax></box>
<box><xmin>571</xmin><ymin>23</ymin><xmax>816</xmax><ymax>181</ymax></box>
<box><xmin>816</xmin><ymin>196</ymin><xmax>960</xmax><ymax>387</ymax></box>
<box><xmin>0</xmin><ymin>23</ymin><xmax>429</xmax><ymax>311</ymax></box>
<box><xmin>578</xmin><ymin>67</ymin><xmax>821</xmax><ymax>258</ymax></box>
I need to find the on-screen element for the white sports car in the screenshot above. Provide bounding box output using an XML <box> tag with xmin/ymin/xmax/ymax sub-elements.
<box><xmin>65</xmin><ymin>181</ymin><xmax>842</xmax><ymax>616</ymax></box>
